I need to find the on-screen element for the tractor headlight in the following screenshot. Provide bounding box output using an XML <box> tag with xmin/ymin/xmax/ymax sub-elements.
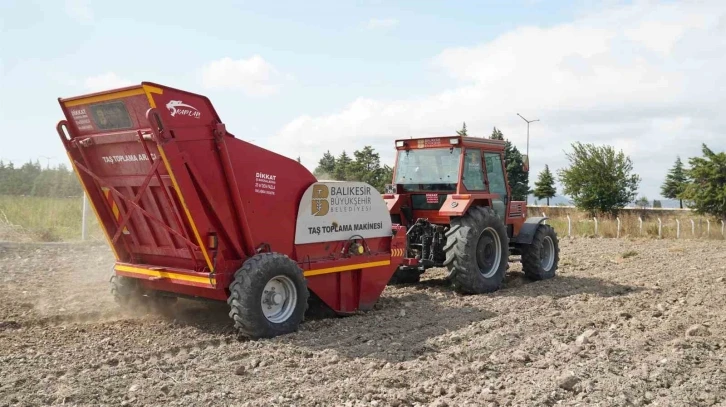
<box><xmin>396</xmin><ymin>141</ymin><xmax>405</xmax><ymax>148</ymax></box>
<box><xmin>449</xmin><ymin>138</ymin><xmax>459</xmax><ymax>145</ymax></box>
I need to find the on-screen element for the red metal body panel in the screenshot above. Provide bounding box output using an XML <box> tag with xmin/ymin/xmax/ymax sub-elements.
<box><xmin>56</xmin><ymin>82</ymin><xmax>401</xmax><ymax>314</ymax></box>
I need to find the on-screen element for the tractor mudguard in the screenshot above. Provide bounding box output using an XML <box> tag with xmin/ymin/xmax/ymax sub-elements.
<box><xmin>438</xmin><ymin>193</ymin><xmax>499</xmax><ymax>217</ymax></box>
<box><xmin>514</xmin><ymin>217</ymin><xmax>549</xmax><ymax>245</ymax></box>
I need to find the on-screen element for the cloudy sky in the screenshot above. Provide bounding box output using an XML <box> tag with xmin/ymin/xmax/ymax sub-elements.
<box><xmin>1</xmin><ymin>0</ymin><xmax>724</xmax><ymax>201</ymax></box>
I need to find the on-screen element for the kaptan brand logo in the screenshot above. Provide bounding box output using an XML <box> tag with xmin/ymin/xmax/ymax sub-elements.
<box><xmin>166</xmin><ymin>100</ymin><xmax>201</xmax><ymax>119</ymax></box>
<box><xmin>311</xmin><ymin>184</ymin><xmax>330</xmax><ymax>216</ymax></box>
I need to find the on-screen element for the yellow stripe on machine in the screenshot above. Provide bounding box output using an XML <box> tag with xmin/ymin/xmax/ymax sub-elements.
<box><xmin>63</xmin><ymin>88</ymin><xmax>147</xmax><ymax>107</ymax></box>
<box><xmin>156</xmin><ymin>145</ymin><xmax>215</xmax><ymax>273</ymax></box>
<box><xmin>143</xmin><ymin>85</ymin><xmax>163</xmax><ymax>108</ymax></box>
<box><xmin>101</xmin><ymin>187</ymin><xmax>128</xmax><ymax>234</ymax></box>
<box><xmin>115</xmin><ymin>265</ymin><xmax>216</xmax><ymax>285</ymax></box>
<box><xmin>303</xmin><ymin>260</ymin><xmax>391</xmax><ymax>277</ymax></box>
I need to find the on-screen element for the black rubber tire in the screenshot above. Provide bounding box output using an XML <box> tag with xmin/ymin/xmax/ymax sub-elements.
<box><xmin>387</xmin><ymin>267</ymin><xmax>421</xmax><ymax>285</ymax></box>
<box><xmin>110</xmin><ymin>274</ymin><xmax>177</xmax><ymax>310</ymax></box>
<box><xmin>110</xmin><ymin>274</ymin><xmax>142</xmax><ymax>305</ymax></box>
<box><xmin>443</xmin><ymin>206</ymin><xmax>509</xmax><ymax>294</ymax></box>
<box><xmin>227</xmin><ymin>252</ymin><xmax>309</xmax><ymax>339</ymax></box>
<box><xmin>521</xmin><ymin>224</ymin><xmax>559</xmax><ymax>281</ymax></box>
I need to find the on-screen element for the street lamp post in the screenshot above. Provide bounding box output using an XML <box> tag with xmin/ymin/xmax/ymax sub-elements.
<box><xmin>39</xmin><ymin>155</ymin><xmax>54</xmax><ymax>169</ymax></box>
<box><xmin>516</xmin><ymin>113</ymin><xmax>539</xmax><ymax>166</ymax></box>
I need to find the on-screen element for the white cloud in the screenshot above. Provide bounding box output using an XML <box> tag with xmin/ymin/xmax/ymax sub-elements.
<box><xmin>267</xmin><ymin>0</ymin><xmax>726</xmax><ymax>200</ymax></box>
<box><xmin>366</xmin><ymin>18</ymin><xmax>399</xmax><ymax>30</ymax></box>
<box><xmin>201</xmin><ymin>55</ymin><xmax>283</xmax><ymax>97</ymax></box>
<box><xmin>83</xmin><ymin>72</ymin><xmax>134</xmax><ymax>92</ymax></box>
<box><xmin>65</xmin><ymin>0</ymin><xmax>93</xmax><ymax>23</ymax></box>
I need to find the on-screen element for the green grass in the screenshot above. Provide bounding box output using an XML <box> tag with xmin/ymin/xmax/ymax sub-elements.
<box><xmin>0</xmin><ymin>195</ymin><xmax>103</xmax><ymax>242</ymax></box>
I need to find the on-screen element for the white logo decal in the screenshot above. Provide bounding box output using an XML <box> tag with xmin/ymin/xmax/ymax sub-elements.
<box><xmin>166</xmin><ymin>100</ymin><xmax>201</xmax><ymax>119</ymax></box>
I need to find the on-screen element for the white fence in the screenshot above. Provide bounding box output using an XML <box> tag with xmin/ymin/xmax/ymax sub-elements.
<box><xmin>540</xmin><ymin>211</ymin><xmax>725</xmax><ymax>240</ymax></box>
<box><xmin>76</xmin><ymin>195</ymin><xmax>725</xmax><ymax>241</ymax></box>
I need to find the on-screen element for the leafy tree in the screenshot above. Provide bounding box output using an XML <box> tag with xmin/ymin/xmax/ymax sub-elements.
<box><xmin>349</xmin><ymin>146</ymin><xmax>382</xmax><ymax>185</ymax></box>
<box><xmin>333</xmin><ymin>151</ymin><xmax>353</xmax><ymax>181</ymax></box>
<box><xmin>457</xmin><ymin>122</ymin><xmax>468</xmax><ymax>136</ymax></box>
<box><xmin>635</xmin><ymin>196</ymin><xmax>650</xmax><ymax>209</ymax></box>
<box><xmin>680</xmin><ymin>144</ymin><xmax>726</xmax><ymax>220</ymax></box>
<box><xmin>0</xmin><ymin>160</ymin><xmax>83</xmax><ymax>197</ymax></box>
<box><xmin>557</xmin><ymin>142</ymin><xmax>641</xmax><ymax>216</ymax></box>
<box><xmin>311</xmin><ymin>146</ymin><xmax>393</xmax><ymax>193</ymax></box>
<box><xmin>533</xmin><ymin>164</ymin><xmax>556</xmax><ymax>206</ymax></box>
<box><xmin>653</xmin><ymin>199</ymin><xmax>662</xmax><ymax>208</ymax></box>
<box><xmin>313</xmin><ymin>150</ymin><xmax>337</xmax><ymax>179</ymax></box>
<box><xmin>490</xmin><ymin>127</ymin><xmax>504</xmax><ymax>140</ymax></box>
<box><xmin>661</xmin><ymin>156</ymin><xmax>688</xmax><ymax>209</ymax></box>
<box><xmin>490</xmin><ymin>127</ymin><xmax>530</xmax><ymax>201</ymax></box>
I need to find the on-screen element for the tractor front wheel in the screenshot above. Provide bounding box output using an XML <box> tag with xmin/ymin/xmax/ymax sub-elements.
<box><xmin>227</xmin><ymin>252</ymin><xmax>309</xmax><ymax>339</ymax></box>
<box><xmin>443</xmin><ymin>206</ymin><xmax>509</xmax><ymax>294</ymax></box>
<box><xmin>521</xmin><ymin>224</ymin><xmax>559</xmax><ymax>281</ymax></box>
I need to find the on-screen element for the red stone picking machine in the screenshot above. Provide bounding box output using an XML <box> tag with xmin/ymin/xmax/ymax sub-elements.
<box><xmin>56</xmin><ymin>82</ymin><xmax>558</xmax><ymax>339</ymax></box>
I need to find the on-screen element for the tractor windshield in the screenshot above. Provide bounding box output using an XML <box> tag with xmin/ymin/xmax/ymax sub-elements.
<box><xmin>393</xmin><ymin>147</ymin><xmax>461</xmax><ymax>191</ymax></box>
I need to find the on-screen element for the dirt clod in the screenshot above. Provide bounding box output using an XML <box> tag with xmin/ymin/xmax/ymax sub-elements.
<box><xmin>685</xmin><ymin>324</ymin><xmax>711</xmax><ymax>337</ymax></box>
<box><xmin>558</xmin><ymin>372</ymin><xmax>581</xmax><ymax>392</ymax></box>
<box><xmin>575</xmin><ymin>329</ymin><xmax>598</xmax><ymax>345</ymax></box>
<box><xmin>511</xmin><ymin>350</ymin><xmax>530</xmax><ymax>363</ymax></box>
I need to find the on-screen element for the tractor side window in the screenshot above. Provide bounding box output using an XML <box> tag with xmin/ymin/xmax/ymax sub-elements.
<box><xmin>463</xmin><ymin>149</ymin><xmax>485</xmax><ymax>191</ymax></box>
<box><xmin>484</xmin><ymin>152</ymin><xmax>508</xmax><ymax>220</ymax></box>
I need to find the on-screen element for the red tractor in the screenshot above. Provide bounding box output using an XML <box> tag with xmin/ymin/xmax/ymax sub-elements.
<box><xmin>382</xmin><ymin>136</ymin><xmax>559</xmax><ymax>293</ymax></box>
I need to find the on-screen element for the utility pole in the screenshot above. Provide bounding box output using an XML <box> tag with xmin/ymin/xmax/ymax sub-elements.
<box><xmin>39</xmin><ymin>155</ymin><xmax>54</xmax><ymax>169</ymax></box>
<box><xmin>516</xmin><ymin>113</ymin><xmax>539</xmax><ymax>166</ymax></box>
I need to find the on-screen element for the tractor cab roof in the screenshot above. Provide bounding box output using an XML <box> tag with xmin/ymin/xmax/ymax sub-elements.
<box><xmin>394</xmin><ymin>135</ymin><xmax>507</xmax><ymax>152</ymax></box>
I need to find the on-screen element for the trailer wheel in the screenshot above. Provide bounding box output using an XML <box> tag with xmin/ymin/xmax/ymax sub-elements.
<box><xmin>520</xmin><ymin>224</ymin><xmax>559</xmax><ymax>281</ymax></box>
<box><xmin>110</xmin><ymin>274</ymin><xmax>177</xmax><ymax>310</ymax></box>
<box><xmin>443</xmin><ymin>206</ymin><xmax>509</xmax><ymax>294</ymax></box>
<box><xmin>227</xmin><ymin>253</ymin><xmax>309</xmax><ymax>339</ymax></box>
<box><xmin>110</xmin><ymin>274</ymin><xmax>144</xmax><ymax>306</ymax></box>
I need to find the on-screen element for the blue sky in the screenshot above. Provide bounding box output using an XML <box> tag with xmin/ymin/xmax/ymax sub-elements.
<box><xmin>2</xmin><ymin>0</ymin><xmax>725</xmax><ymax>203</ymax></box>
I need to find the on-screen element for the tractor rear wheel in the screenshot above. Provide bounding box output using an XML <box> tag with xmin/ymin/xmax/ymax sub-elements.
<box><xmin>443</xmin><ymin>206</ymin><xmax>509</xmax><ymax>294</ymax></box>
<box><xmin>227</xmin><ymin>252</ymin><xmax>309</xmax><ymax>339</ymax></box>
<box><xmin>521</xmin><ymin>224</ymin><xmax>559</xmax><ymax>281</ymax></box>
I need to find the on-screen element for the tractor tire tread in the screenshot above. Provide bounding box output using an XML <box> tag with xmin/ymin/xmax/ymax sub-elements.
<box><xmin>444</xmin><ymin>206</ymin><xmax>509</xmax><ymax>294</ymax></box>
<box><xmin>521</xmin><ymin>223</ymin><xmax>559</xmax><ymax>281</ymax></box>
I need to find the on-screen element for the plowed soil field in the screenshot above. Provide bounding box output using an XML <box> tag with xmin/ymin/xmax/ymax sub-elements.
<box><xmin>1</xmin><ymin>238</ymin><xmax>725</xmax><ymax>407</ymax></box>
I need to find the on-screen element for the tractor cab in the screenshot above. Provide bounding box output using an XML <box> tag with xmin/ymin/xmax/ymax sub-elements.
<box><xmin>384</xmin><ymin>136</ymin><xmax>515</xmax><ymax>226</ymax></box>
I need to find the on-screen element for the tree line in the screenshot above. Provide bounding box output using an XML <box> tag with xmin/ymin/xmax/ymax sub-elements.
<box><xmin>533</xmin><ymin>142</ymin><xmax>725</xmax><ymax>220</ymax></box>
<box><xmin>0</xmin><ymin>160</ymin><xmax>83</xmax><ymax>198</ymax></box>
<box><xmin>312</xmin><ymin>124</ymin><xmax>726</xmax><ymax>221</ymax></box>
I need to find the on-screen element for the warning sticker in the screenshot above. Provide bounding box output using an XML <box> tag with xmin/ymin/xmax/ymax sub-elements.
<box><xmin>70</xmin><ymin>108</ymin><xmax>93</xmax><ymax>131</ymax></box>
<box><xmin>255</xmin><ymin>172</ymin><xmax>276</xmax><ymax>196</ymax></box>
